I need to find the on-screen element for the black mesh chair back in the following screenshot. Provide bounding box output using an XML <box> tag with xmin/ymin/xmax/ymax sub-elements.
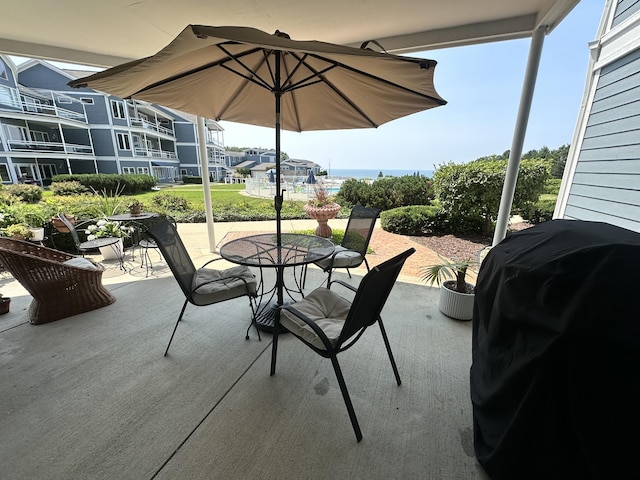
<box><xmin>57</xmin><ymin>213</ymin><xmax>82</xmax><ymax>249</ymax></box>
<box><xmin>339</xmin><ymin>247</ymin><xmax>414</xmax><ymax>346</ymax></box>
<box><xmin>147</xmin><ymin>218</ymin><xmax>196</xmax><ymax>300</ymax></box>
<box><xmin>305</xmin><ymin>205</ymin><xmax>381</xmax><ymax>287</ymax></box>
<box><xmin>341</xmin><ymin>205</ymin><xmax>381</xmax><ymax>258</ymax></box>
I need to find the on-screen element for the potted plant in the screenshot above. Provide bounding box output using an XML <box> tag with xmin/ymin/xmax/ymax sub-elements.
<box><xmin>0</xmin><ymin>293</ymin><xmax>10</xmax><ymax>315</ymax></box>
<box><xmin>5</xmin><ymin>223</ymin><xmax>35</xmax><ymax>241</ymax></box>
<box><xmin>127</xmin><ymin>199</ymin><xmax>143</xmax><ymax>216</ymax></box>
<box><xmin>304</xmin><ymin>180</ymin><xmax>341</xmax><ymax>238</ymax></box>
<box><xmin>51</xmin><ymin>213</ymin><xmax>77</xmax><ymax>233</ymax></box>
<box><xmin>85</xmin><ymin>218</ymin><xmax>132</xmax><ymax>260</ymax></box>
<box><xmin>420</xmin><ymin>257</ymin><xmax>477</xmax><ymax>321</ymax></box>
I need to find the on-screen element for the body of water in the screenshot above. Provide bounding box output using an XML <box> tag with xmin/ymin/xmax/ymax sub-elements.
<box><xmin>328</xmin><ymin>168</ymin><xmax>434</xmax><ymax>179</ymax></box>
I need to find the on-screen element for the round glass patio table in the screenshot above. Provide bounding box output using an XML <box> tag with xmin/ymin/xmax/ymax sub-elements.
<box><xmin>220</xmin><ymin>233</ymin><xmax>335</xmax><ymax>331</ymax></box>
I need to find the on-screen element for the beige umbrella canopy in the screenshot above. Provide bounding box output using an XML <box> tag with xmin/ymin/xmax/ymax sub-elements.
<box><xmin>69</xmin><ymin>24</ymin><xmax>446</xmax><ymax>303</ymax></box>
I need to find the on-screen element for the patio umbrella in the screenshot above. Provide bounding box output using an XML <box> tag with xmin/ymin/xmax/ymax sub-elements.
<box><xmin>69</xmin><ymin>24</ymin><xmax>446</xmax><ymax>303</ymax></box>
<box><xmin>306</xmin><ymin>170</ymin><xmax>316</xmax><ymax>184</ymax></box>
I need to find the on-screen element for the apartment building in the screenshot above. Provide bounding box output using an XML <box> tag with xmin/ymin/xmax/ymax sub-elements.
<box><xmin>0</xmin><ymin>55</ymin><xmax>227</xmax><ymax>184</ymax></box>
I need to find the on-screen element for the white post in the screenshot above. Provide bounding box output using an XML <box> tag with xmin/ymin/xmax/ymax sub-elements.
<box><xmin>197</xmin><ymin>116</ymin><xmax>216</xmax><ymax>253</ymax></box>
<box><xmin>492</xmin><ymin>25</ymin><xmax>546</xmax><ymax>246</ymax></box>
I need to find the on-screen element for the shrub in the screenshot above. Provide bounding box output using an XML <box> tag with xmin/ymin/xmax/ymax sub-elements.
<box><xmin>336</xmin><ymin>175</ymin><xmax>434</xmax><ymax>210</ymax></box>
<box><xmin>432</xmin><ymin>159</ymin><xmax>549</xmax><ymax>234</ymax></box>
<box><xmin>51</xmin><ymin>181</ymin><xmax>89</xmax><ymax>196</ymax></box>
<box><xmin>380</xmin><ymin>205</ymin><xmax>440</xmax><ymax>235</ymax></box>
<box><xmin>4</xmin><ymin>184</ymin><xmax>43</xmax><ymax>203</ymax></box>
<box><xmin>150</xmin><ymin>193</ymin><xmax>192</xmax><ymax>212</ymax></box>
<box><xmin>51</xmin><ymin>174</ymin><xmax>156</xmax><ymax>193</ymax></box>
<box><xmin>519</xmin><ymin>196</ymin><xmax>556</xmax><ymax>224</ymax></box>
<box><xmin>182</xmin><ymin>176</ymin><xmax>203</xmax><ymax>184</ymax></box>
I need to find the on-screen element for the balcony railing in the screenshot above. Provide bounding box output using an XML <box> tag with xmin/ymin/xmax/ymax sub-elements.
<box><xmin>7</xmin><ymin>140</ymin><xmax>93</xmax><ymax>154</ymax></box>
<box><xmin>130</xmin><ymin>118</ymin><xmax>174</xmax><ymax>136</ymax></box>
<box><xmin>134</xmin><ymin>147</ymin><xmax>177</xmax><ymax>159</ymax></box>
<box><xmin>0</xmin><ymin>95</ymin><xmax>87</xmax><ymax>123</ymax></box>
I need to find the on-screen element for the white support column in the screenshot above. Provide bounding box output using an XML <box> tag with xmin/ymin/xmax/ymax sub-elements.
<box><xmin>197</xmin><ymin>116</ymin><xmax>216</xmax><ymax>253</ymax></box>
<box><xmin>492</xmin><ymin>25</ymin><xmax>546</xmax><ymax>246</ymax></box>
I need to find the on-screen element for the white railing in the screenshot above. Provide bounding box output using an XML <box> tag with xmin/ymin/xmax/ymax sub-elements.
<box><xmin>130</xmin><ymin>118</ymin><xmax>174</xmax><ymax>136</ymax></box>
<box><xmin>133</xmin><ymin>147</ymin><xmax>177</xmax><ymax>159</ymax></box>
<box><xmin>7</xmin><ymin>140</ymin><xmax>93</xmax><ymax>154</ymax></box>
<box><xmin>0</xmin><ymin>92</ymin><xmax>87</xmax><ymax>122</ymax></box>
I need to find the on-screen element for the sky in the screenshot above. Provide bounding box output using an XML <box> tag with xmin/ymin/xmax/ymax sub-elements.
<box><xmin>217</xmin><ymin>0</ymin><xmax>604</xmax><ymax>171</ymax></box>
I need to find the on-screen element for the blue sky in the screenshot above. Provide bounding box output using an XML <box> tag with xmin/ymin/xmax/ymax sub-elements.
<box><xmin>220</xmin><ymin>0</ymin><xmax>605</xmax><ymax>171</ymax></box>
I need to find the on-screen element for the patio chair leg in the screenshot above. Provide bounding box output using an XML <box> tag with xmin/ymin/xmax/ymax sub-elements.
<box><xmin>164</xmin><ymin>299</ymin><xmax>189</xmax><ymax>356</ymax></box>
<box><xmin>377</xmin><ymin>317</ymin><xmax>401</xmax><ymax>385</ymax></box>
<box><xmin>330</xmin><ymin>354</ymin><xmax>363</xmax><ymax>442</ymax></box>
<box><xmin>270</xmin><ymin>312</ymin><xmax>280</xmax><ymax>376</ymax></box>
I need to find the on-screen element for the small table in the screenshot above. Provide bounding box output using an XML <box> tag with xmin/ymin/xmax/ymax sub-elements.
<box><xmin>107</xmin><ymin>213</ymin><xmax>160</xmax><ymax>267</ymax></box>
<box><xmin>220</xmin><ymin>233</ymin><xmax>335</xmax><ymax>331</ymax></box>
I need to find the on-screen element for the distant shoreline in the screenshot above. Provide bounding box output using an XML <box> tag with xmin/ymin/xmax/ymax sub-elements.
<box><xmin>328</xmin><ymin>168</ymin><xmax>434</xmax><ymax>179</ymax></box>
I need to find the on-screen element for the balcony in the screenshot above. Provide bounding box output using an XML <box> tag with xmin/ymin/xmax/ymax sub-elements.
<box><xmin>7</xmin><ymin>139</ymin><xmax>93</xmax><ymax>154</ymax></box>
<box><xmin>130</xmin><ymin>117</ymin><xmax>175</xmax><ymax>136</ymax></box>
<box><xmin>0</xmin><ymin>89</ymin><xmax>87</xmax><ymax>123</ymax></box>
<box><xmin>134</xmin><ymin>147</ymin><xmax>177</xmax><ymax>159</ymax></box>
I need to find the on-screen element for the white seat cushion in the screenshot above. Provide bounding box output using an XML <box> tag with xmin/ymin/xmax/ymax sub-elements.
<box><xmin>314</xmin><ymin>245</ymin><xmax>363</xmax><ymax>270</ymax></box>
<box><xmin>279</xmin><ymin>288</ymin><xmax>352</xmax><ymax>350</ymax></box>
<box><xmin>191</xmin><ymin>265</ymin><xmax>257</xmax><ymax>304</ymax></box>
<box><xmin>62</xmin><ymin>257</ymin><xmax>99</xmax><ymax>270</ymax></box>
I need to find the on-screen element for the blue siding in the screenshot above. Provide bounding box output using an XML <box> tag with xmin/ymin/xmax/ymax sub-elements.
<box><xmin>612</xmin><ymin>0</ymin><xmax>640</xmax><ymax>28</ymax></box>
<box><xmin>565</xmin><ymin>46</ymin><xmax>640</xmax><ymax>232</ymax></box>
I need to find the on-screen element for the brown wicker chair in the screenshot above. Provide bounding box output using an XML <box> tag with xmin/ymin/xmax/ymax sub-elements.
<box><xmin>0</xmin><ymin>237</ymin><xmax>116</xmax><ymax>324</ymax></box>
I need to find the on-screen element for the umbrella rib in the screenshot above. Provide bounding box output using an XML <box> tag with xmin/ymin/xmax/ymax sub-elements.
<box><xmin>286</xmin><ymin>52</ymin><xmax>378</xmax><ymax>128</ymax></box>
<box><xmin>311</xmin><ymin>53</ymin><xmax>446</xmax><ymax>105</ymax></box>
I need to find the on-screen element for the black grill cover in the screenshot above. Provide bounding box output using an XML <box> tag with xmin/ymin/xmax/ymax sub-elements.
<box><xmin>471</xmin><ymin>220</ymin><xmax>640</xmax><ymax>479</ymax></box>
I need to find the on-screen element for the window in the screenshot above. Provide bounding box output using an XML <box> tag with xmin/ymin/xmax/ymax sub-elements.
<box><xmin>31</xmin><ymin>131</ymin><xmax>50</xmax><ymax>142</ymax></box>
<box><xmin>38</xmin><ymin>164</ymin><xmax>57</xmax><ymax>179</ymax></box>
<box><xmin>111</xmin><ymin>100</ymin><xmax>126</xmax><ymax>119</ymax></box>
<box><xmin>116</xmin><ymin>133</ymin><xmax>131</xmax><ymax>150</ymax></box>
<box><xmin>0</xmin><ymin>164</ymin><xmax>10</xmax><ymax>182</ymax></box>
<box><xmin>57</xmin><ymin>96</ymin><xmax>72</xmax><ymax>104</ymax></box>
<box><xmin>0</xmin><ymin>62</ymin><xmax>7</xmax><ymax>80</ymax></box>
<box><xmin>137</xmin><ymin>167</ymin><xmax>149</xmax><ymax>174</ymax></box>
<box><xmin>80</xmin><ymin>97</ymin><xmax>94</xmax><ymax>105</ymax></box>
<box><xmin>122</xmin><ymin>167</ymin><xmax>136</xmax><ymax>174</ymax></box>
<box><xmin>5</xmin><ymin>125</ymin><xmax>28</xmax><ymax>141</ymax></box>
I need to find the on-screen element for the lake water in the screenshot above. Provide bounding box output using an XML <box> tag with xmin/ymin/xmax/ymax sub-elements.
<box><xmin>329</xmin><ymin>168</ymin><xmax>434</xmax><ymax>179</ymax></box>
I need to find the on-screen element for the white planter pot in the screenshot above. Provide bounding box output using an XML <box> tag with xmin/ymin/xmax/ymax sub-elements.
<box><xmin>99</xmin><ymin>238</ymin><xmax>124</xmax><ymax>261</ymax></box>
<box><xmin>438</xmin><ymin>281</ymin><xmax>475</xmax><ymax>321</ymax></box>
<box><xmin>30</xmin><ymin>227</ymin><xmax>45</xmax><ymax>241</ymax></box>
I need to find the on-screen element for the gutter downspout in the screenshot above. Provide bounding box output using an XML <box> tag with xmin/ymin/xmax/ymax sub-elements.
<box><xmin>492</xmin><ymin>25</ymin><xmax>546</xmax><ymax>246</ymax></box>
<box><xmin>197</xmin><ymin>116</ymin><xmax>216</xmax><ymax>253</ymax></box>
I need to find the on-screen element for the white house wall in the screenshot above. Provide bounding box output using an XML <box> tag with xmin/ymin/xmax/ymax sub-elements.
<box><xmin>556</xmin><ymin>0</ymin><xmax>640</xmax><ymax>233</ymax></box>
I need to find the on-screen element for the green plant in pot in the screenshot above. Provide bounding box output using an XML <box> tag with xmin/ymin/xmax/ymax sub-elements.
<box><xmin>420</xmin><ymin>257</ymin><xmax>477</xmax><ymax>321</ymax></box>
<box><xmin>5</xmin><ymin>223</ymin><xmax>35</xmax><ymax>241</ymax></box>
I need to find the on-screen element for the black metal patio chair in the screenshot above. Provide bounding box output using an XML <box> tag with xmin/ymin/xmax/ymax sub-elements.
<box><xmin>303</xmin><ymin>205</ymin><xmax>380</xmax><ymax>287</ymax></box>
<box><xmin>271</xmin><ymin>247</ymin><xmax>415</xmax><ymax>441</ymax></box>
<box><xmin>146</xmin><ymin>218</ymin><xmax>260</xmax><ymax>356</ymax></box>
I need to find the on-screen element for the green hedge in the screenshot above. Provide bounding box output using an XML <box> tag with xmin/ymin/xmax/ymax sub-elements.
<box><xmin>51</xmin><ymin>174</ymin><xmax>156</xmax><ymax>194</ymax></box>
<box><xmin>381</xmin><ymin>204</ymin><xmax>486</xmax><ymax>235</ymax></box>
<box><xmin>336</xmin><ymin>175</ymin><xmax>434</xmax><ymax>210</ymax></box>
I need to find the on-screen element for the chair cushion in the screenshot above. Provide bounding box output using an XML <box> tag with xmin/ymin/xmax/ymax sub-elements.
<box><xmin>62</xmin><ymin>257</ymin><xmax>100</xmax><ymax>270</ymax></box>
<box><xmin>279</xmin><ymin>288</ymin><xmax>352</xmax><ymax>350</ymax></box>
<box><xmin>191</xmin><ymin>265</ymin><xmax>257</xmax><ymax>305</ymax></box>
<box><xmin>314</xmin><ymin>245</ymin><xmax>363</xmax><ymax>270</ymax></box>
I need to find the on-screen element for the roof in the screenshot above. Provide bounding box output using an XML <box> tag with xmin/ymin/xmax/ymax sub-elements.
<box><xmin>0</xmin><ymin>1</ymin><xmax>579</xmax><ymax>67</ymax></box>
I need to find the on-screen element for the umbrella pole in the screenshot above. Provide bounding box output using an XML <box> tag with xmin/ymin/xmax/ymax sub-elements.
<box><xmin>274</xmin><ymin>51</ymin><xmax>284</xmax><ymax>306</ymax></box>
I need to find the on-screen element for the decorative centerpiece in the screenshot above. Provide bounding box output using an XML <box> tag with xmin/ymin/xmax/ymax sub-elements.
<box><xmin>303</xmin><ymin>180</ymin><xmax>341</xmax><ymax>238</ymax></box>
<box><xmin>85</xmin><ymin>218</ymin><xmax>132</xmax><ymax>260</ymax></box>
<box><xmin>127</xmin><ymin>200</ymin><xmax>143</xmax><ymax>216</ymax></box>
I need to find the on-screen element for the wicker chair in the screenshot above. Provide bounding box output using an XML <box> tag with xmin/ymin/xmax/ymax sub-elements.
<box><xmin>0</xmin><ymin>237</ymin><xmax>116</xmax><ymax>324</ymax></box>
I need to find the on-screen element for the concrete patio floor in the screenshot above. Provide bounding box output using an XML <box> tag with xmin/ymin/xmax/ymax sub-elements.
<box><xmin>0</xmin><ymin>220</ymin><xmax>489</xmax><ymax>480</ymax></box>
